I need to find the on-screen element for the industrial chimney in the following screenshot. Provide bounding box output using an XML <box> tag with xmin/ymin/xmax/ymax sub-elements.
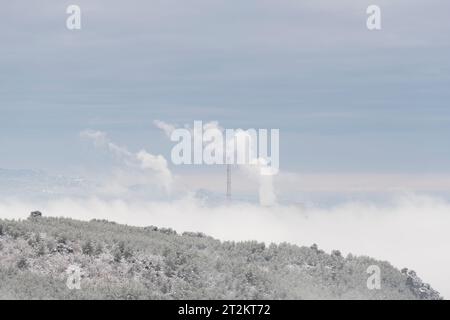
<box><xmin>226</xmin><ymin>164</ymin><xmax>231</xmax><ymax>201</ymax></box>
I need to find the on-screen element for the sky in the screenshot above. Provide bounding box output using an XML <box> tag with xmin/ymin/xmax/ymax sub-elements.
<box><xmin>1</xmin><ymin>0</ymin><xmax>449</xmax><ymax>178</ymax></box>
<box><xmin>1</xmin><ymin>0</ymin><xmax>450</xmax><ymax>297</ymax></box>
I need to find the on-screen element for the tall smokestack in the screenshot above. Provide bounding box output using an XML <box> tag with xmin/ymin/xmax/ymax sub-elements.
<box><xmin>226</xmin><ymin>164</ymin><xmax>231</xmax><ymax>201</ymax></box>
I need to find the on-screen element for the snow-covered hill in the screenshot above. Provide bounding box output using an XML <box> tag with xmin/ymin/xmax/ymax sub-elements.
<box><xmin>0</xmin><ymin>215</ymin><xmax>441</xmax><ymax>300</ymax></box>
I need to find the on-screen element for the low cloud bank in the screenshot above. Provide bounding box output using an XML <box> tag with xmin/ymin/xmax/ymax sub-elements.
<box><xmin>0</xmin><ymin>193</ymin><xmax>449</xmax><ymax>298</ymax></box>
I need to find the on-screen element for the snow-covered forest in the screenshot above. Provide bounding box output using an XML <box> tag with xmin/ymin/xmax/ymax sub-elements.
<box><xmin>0</xmin><ymin>215</ymin><xmax>441</xmax><ymax>300</ymax></box>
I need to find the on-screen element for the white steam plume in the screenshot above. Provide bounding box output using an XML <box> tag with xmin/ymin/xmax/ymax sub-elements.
<box><xmin>80</xmin><ymin>130</ymin><xmax>173</xmax><ymax>193</ymax></box>
<box><xmin>154</xmin><ymin>120</ymin><xmax>277</xmax><ymax>206</ymax></box>
<box><xmin>153</xmin><ymin>120</ymin><xmax>176</xmax><ymax>138</ymax></box>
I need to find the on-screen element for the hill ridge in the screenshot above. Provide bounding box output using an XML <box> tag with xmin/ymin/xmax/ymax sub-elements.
<box><xmin>0</xmin><ymin>215</ymin><xmax>442</xmax><ymax>300</ymax></box>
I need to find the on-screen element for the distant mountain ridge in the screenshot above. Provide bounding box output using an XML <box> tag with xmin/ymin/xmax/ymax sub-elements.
<box><xmin>0</xmin><ymin>168</ymin><xmax>257</xmax><ymax>204</ymax></box>
<box><xmin>0</xmin><ymin>215</ymin><xmax>442</xmax><ymax>300</ymax></box>
<box><xmin>0</xmin><ymin>168</ymin><xmax>87</xmax><ymax>199</ymax></box>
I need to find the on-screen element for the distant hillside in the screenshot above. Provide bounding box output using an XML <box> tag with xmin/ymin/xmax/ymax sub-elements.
<box><xmin>0</xmin><ymin>168</ymin><xmax>87</xmax><ymax>199</ymax></box>
<box><xmin>0</xmin><ymin>215</ymin><xmax>441</xmax><ymax>300</ymax></box>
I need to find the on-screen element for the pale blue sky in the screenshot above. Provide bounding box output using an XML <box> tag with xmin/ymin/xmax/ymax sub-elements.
<box><xmin>1</xmin><ymin>0</ymin><xmax>450</xmax><ymax>175</ymax></box>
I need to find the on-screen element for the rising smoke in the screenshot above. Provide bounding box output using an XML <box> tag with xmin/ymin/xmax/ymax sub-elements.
<box><xmin>80</xmin><ymin>130</ymin><xmax>173</xmax><ymax>193</ymax></box>
<box><xmin>154</xmin><ymin>120</ymin><xmax>278</xmax><ymax>206</ymax></box>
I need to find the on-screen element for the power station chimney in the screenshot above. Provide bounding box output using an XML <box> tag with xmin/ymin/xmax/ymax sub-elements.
<box><xmin>226</xmin><ymin>164</ymin><xmax>231</xmax><ymax>201</ymax></box>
